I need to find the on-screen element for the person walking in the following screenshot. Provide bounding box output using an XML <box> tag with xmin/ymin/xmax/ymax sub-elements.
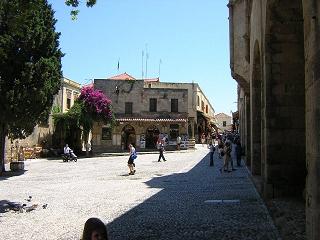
<box><xmin>201</xmin><ymin>133</ymin><xmax>206</xmax><ymax>147</ymax></box>
<box><xmin>127</xmin><ymin>144</ymin><xmax>137</xmax><ymax>175</ymax></box>
<box><xmin>235</xmin><ymin>139</ymin><xmax>242</xmax><ymax>167</ymax></box>
<box><xmin>208</xmin><ymin>142</ymin><xmax>215</xmax><ymax>166</ymax></box>
<box><xmin>220</xmin><ymin>141</ymin><xmax>233</xmax><ymax>172</ymax></box>
<box><xmin>176</xmin><ymin>135</ymin><xmax>181</xmax><ymax>150</ymax></box>
<box><xmin>158</xmin><ymin>140</ymin><xmax>166</xmax><ymax>162</ymax></box>
<box><xmin>218</xmin><ymin>139</ymin><xmax>224</xmax><ymax>159</ymax></box>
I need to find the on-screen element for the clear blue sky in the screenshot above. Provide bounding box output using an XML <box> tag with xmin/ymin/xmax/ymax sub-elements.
<box><xmin>48</xmin><ymin>0</ymin><xmax>237</xmax><ymax>115</ymax></box>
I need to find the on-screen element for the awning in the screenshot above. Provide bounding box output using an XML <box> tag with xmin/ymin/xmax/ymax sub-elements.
<box><xmin>116</xmin><ymin>118</ymin><xmax>187</xmax><ymax>123</ymax></box>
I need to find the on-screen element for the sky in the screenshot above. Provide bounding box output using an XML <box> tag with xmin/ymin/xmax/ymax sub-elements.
<box><xmin>48</xmin><ymin>0</ymin><xmax>237</xmax><ymax>115</ymax></box>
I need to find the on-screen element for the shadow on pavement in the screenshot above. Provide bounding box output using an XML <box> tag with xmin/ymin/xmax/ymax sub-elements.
<box><xmin>0</xmin><ymin>170</ymin><xmax>27</xmax><ymax>181</ymax></box>
<box><xmin>106</xmin><ymin>152</ymin><xmax>280</xmax><ymax>240</ymax></box>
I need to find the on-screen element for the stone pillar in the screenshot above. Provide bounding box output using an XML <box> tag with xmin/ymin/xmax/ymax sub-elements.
<box><xmin>304</xmin><ymin>1</ymin><xmax>320</xmax><ymax>239</ymax></box>
<box><xmin>245</xmin><ymin>95</ymin><xmax>251</xmax><ymax>166</ymax></box>
<box><xmin>264</xmin><ymin>0</ymin><xmax>306</xmax><ymax>198</ymax></box>
<box><xmin>250</xmin><ymin>74</ymin><xmax>261</xmax><ymax>176</ymax></box>
<box><xmin>188</xmin><ymin>117</ymin><xmax>195</xmax><ymax>148</ymax></box>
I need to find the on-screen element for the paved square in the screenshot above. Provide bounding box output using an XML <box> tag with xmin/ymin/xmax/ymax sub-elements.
<box><xmin>0</xmin><ymin>145</ymin><xmax>280</xmax><ymax>239</ymax></box>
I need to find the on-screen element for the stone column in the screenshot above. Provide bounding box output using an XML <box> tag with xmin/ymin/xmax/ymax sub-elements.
<box><xmin>250</xmin><ymin>42</ymin><xmax>263</xmax><ymax>176</ymax></box>
<box><xmin>304</xmin><ymin>1</ymin><xmax>320</xmax><ymax>239</ymax></box>
<box><xmin>245</xmin><ymin>95</ymin><xmax>251</xmax><ymax>166</ymax></box>
<box><xmin>188</xmin><ymin>117</ymin><xmax>195</xmax><ymax>148</ymax></box>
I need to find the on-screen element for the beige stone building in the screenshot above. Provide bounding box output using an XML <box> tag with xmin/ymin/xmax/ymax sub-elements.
<box><xmin>54</xmin><ymin>77</ymin><xmax>81</xmax><ymax>113</ymax></box>
<box><xmin>228</xmin><ymin>0</ymin><xmax>320</xmax><ymax>238</ymax></box>
<box><xmin>215</xmin><ymin>113</ymin><xmax>232</xmax><ymax>132</ymax></box>
<box><xmin>146</xmin><ymin>81</ymin><xmax>215</xmax><ymax>143</ymax></box>
<box><xmin>5</xmin><ymin>77</ymin><xmax>81</xmax><ymax>162</ymax></box>
<box><xmin>91</xmin><ymin>73</ymin><xmax>215</xmax><ymax>151</ymax></box>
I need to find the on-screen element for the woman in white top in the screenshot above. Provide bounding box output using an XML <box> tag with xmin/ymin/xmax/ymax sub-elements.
<box><xmin>127</xmin><ymin>144</ymin><xmax>136</xmax><ymax>175</ymax></box>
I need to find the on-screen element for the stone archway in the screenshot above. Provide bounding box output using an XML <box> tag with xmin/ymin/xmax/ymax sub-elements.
<box><xmin>145</xmin><ymin>125</ymin><xmax>160</xmax><ymax>149</ymax></box>
<box><xmin>265</xmin><ymin>0</ymin><xmax>306</xmax><ymax>197</ymax></box>
<box><xmin>121</xmin><ymin>125</ymin><xmax>136</xmax><ymax>150</ymax></box>
<box><xmin>250</xmin><ymin>41</ymin><xmax>262</xmax><ymax>176</ymax></box>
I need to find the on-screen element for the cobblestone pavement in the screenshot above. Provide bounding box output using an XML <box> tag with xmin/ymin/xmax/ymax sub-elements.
<box><xmin>0</xmin><ymin>145</ymin><xmax>280</xmax><ymax>240</ymax></box>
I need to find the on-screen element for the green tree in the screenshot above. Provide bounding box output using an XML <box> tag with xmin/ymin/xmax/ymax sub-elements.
<box><xmin>65</xmin><ymin>0</ymin><xmax>97</xmax><ymax>19</ymax></box>
<box><xmin>0</xmin><ymin>0</ymin><xmax>63</xmax><ymax>173</ymax></box>
<box><xmin>53</xmin><ymin>86</ymin><xmax>113</xmax><ymax>156</ymax></box>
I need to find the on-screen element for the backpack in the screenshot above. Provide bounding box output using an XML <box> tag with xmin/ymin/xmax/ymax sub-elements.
<box><xmin>131</xmin><ymin>151</ymin><xmax>137</xmax><ymax>160</ymax></box>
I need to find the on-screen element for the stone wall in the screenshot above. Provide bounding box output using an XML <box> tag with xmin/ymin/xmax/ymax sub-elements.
<box><xmin>229</xmin><ymin>0</ymin><xmax>320</xmax><ymax>238</ymax></box>
<box><xmin>303</xmin><ymin>1</ymin><xmax>320</xmax><ymax>239</ymax></box>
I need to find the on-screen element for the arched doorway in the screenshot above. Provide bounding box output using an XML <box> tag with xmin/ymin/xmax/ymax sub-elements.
<box><xmin>121</xmin><ymin>125</ymin><xmax>136</xmax><ymax>150</ymax></box>
<box><xmin>145</xmin><ymin>126</ymin><xmax>159</xmax><ymax>149</ymax></box>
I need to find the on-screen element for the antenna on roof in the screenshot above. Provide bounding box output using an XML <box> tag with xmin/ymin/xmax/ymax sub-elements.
<box><xmin>158</xmin><ymin>59</ymin><xmax>162</xmax><ymax>78</ymax></box>
<box><xmin>142</xmin><ymin>50</ymin><xmax>144</xmax><ymax>79</ymax></box>
<box><xmin>145</xmin><ymin>43</ymin><xmax>148</xmax><ymax>78</ymax></box>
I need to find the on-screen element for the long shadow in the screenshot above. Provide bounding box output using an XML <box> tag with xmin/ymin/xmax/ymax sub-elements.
<box><xmin>107</xmin><ymin>154</ymin><xmax>279</xmax><ymax>240</ymax></box>
<box><xmin>0</xmin><ymin>170</ymin><xmax>27</xmax><ymax>181</ymax></box>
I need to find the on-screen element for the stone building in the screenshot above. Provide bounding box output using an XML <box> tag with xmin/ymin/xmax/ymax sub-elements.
<box><xmin>146</xmin><ymin>81</ymin><xmax>216</xmax><ymax>143</ymax></box>
<box><xmin>91</xmin><ymin>73</ymin><xmax>215</xmax><ymax>151</ymax></box>
<box><xmin>4</xmin><ymin>77</ymin><xmax>81</xmax><ymax>162</ymax></box>
<box><xmin>92</xmin><ymin>73</ymin><xmax>189</xmax><ymax>151</ymax></box>
<box><xmin>215</xmin><ymin>113</ymin><xmax>232</xmax><ymax>132</ymax></box>
<box><xmin>55</xmin><ymin>77</ymin><xmax>81</xmax><ymax>113</ymax></box>
<box><xmin>228</xmin><ymin>0</ymin><xmax>320</xmax><ymax>238</ymax></box>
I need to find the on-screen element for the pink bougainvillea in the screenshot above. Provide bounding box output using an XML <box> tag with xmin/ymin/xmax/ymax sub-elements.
<box><xmin>79</xmin><ymin>86</ymin><xmax>113</xmax><ymax>121</ymax></box>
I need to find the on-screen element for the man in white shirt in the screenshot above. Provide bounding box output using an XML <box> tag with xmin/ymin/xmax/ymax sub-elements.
<box><xmin>64</xmin><ymin>144</ymin><xmax>77</xmax><ymax>158</ymax></box>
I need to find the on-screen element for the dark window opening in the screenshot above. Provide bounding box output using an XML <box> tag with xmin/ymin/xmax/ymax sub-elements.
<box><xmin>66</xmin><ymin>98</ymin><xmax>71</xmax><ymax>110</ymax></box>
<box><xmin>125</xmin><ymin>102</ymin><xmax>133</xmax><ymax>114</ymax></box>
<box><xmin>169</xmin><ymin>124</ymin><xmax>179</xmax><ymax>140</ymax></box>
<box><xmin>171</xmin><ymin>99</ymin><xmax>178</xmax><ymax>112</ymax></box>
<box><xmin>150</xmin><ymin>98</ymin><xmax>157</xmax><ymax>112</ymax></box>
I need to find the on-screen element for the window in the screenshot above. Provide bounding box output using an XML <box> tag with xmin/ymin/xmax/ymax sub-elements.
<box><xmin>101</xmin><ymin>127</ymin><xmax>112</xmax><ymax>140</ymax></box>
<box><xmin>66</xmin><ymin>98</ymin><xmax>71</xmax><ymax>110</ymax></box>
<box><xmin>201</xmin><ymin>101</ymin><xmax>204</xmax><ymax>111</ymax></box>
<box><xmin>206</xmin><ymin>105</ymin><xmax>208</xmax><ymax>113</ymax></box>
<box><xmin>125</xmin><ymin>102</ymin><xmax>133</xmax><ymax>114</ymax></box>
<box><xmin>223</xmin><ymin>121</ymin><xmax>227</xmax><ymax>127</ymax></box>
<box><xmin>197</xmin><ymin>96</ymin><xmax>200</xmax><ymax>106</ymax></box>
<box><xmin>73</xmin><ymin>92</ymin><xmax>79</xmax><ymax>100</ymax></box>
<box><xmin>169</xmin><ymin>124</ymin><xmax>179</xmax><ymax>140</ymax></box>
<box><xmin>171</xmin><ymin>99</ymin><xmax>178</xmax><ymax>112</ymax></box>
<box><xmin>149</xmin><ymin>98</ymin><xmax>157</xmax><ymax>112</ymax></box>
<box><xmin>66</xmin><ymin>89</ymin><xmax>72</xmax><ymax>110</ymax></box>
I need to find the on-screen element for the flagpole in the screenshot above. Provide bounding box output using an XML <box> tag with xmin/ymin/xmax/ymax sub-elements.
<box><xmin>159</xmin><ymin>59</ymin><xmax>162</xmax><ymax>78</ymax></box>
<box><xmin>117</xmin><ymin>58</ymin><xmax>120</xmax><ymax>73</ymax></box>
<box><xmin>145</xmin><ymin>44</ymin><xmax>148</xmax><ymax>79</ymax></box>
<box><xmin>142</xmin><ymin>51</ymin><xmax>144</xmax><ymax>79</ymax></box>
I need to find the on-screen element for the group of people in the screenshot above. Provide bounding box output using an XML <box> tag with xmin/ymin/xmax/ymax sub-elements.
<box><xmin>126</xmin><ymin>138</ymin><xmax>168</xmax><ymax>175</ymax></box>
<box><xmin>207</xmin><ymin>133</ymin><xmax>242</xmax><ymax>172</ymax></box>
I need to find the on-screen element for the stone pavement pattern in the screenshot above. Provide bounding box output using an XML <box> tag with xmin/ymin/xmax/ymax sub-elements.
<box><xmin>0</xmin><ymin>145</ymin><xmax>280</xmax><ymax>239</ymax></box>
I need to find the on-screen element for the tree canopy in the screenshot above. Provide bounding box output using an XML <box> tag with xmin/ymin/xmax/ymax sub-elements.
<box><xmin>65</xmin><ymin>0</ymin><xmax>97</xmax><ymax>19</ymax></box>
<box><xmin>53</xmin><ymin>86</ymin><xmax>113</xmax><ymax>153</ymax></box>
<box><xmin>0</xmin><ymin>0</ymin><xmax>63</xmax><ymax>172</ymax></box>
